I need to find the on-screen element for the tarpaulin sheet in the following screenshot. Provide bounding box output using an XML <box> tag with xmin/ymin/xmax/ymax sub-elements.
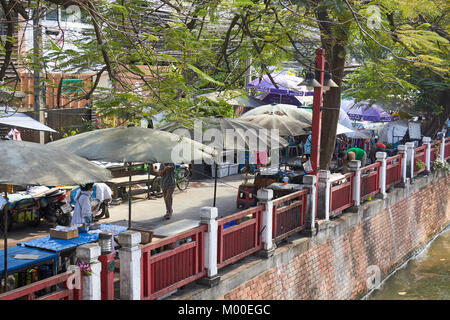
<box><xmin>18</xmin><ymin>224</ymin><xmax>127</xmax><ymax>252</ymax></box>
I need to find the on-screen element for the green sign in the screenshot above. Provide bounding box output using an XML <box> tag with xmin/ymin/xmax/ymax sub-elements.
<box><xmin>62</xmin><ymin>79</ymin><xmax>83</xmax><ymax>93</ymax></box>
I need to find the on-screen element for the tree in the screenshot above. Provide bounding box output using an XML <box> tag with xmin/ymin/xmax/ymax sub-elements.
<box><xmin>343</xmin><ymin>0</ymin><xmax>449</xmax><ymax>138</ymax></box>
<box><xmin>1</xmin><ymin>0</ymin><xmax>448</xmax><ymax>165</ymax></box>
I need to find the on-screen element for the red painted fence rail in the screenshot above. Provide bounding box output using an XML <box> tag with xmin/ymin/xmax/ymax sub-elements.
<box><xmin>0</xmin><ymin>271</ymin><xmax>81</xmax><ymax>300</ymax></box>
<box><xmin>140</xmin><ymin>225</ymin><xmax>207</xmax><ymax>300</ymax></box>
<box><xmin>272</xmin><ymin>189</ymin><xmax>309</xmax><ymax>241</ymax></box>
<box><xmin>217</xmin><ymin>205</ymin><xmax>264</xmax><ymax>269</ymax></box>
<box><xmin>413</xmin><ymin>145</ymin><xmax>427</xmax><ymax>176</ymax></box>
<box><xmin>360</xmin><ymin>162</ymin><xmax>381</xmax><ymax>201</ymax></box>
<box><xmin>430</xmin><ymin>141</ymin><xmax>440</xmax><ymax>164</ymax></box>
<box><xmin>329</xmin><ymin>172</ymin><xmax>355</xmax><ymax>217</ymax></box>
<box><xmin>386</xmin><ymin>154</ymin><xmax>403</xmax><ymax>189</ymax></box>
<box><xmin>445</xmin><ymin>137</ymin><xmax>450</xmax><ymax>160</ymax></box>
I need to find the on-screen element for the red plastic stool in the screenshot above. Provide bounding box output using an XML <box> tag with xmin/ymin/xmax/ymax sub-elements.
<box><xmin>236</xmin><ymin>184</ymin><xmax>257</xmax><ymax>209</ymax></box>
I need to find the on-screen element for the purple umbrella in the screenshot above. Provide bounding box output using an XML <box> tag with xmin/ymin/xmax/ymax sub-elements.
<box><xmin>248</xmin><ymin>73</ymin><xmax>307</xmax><ymax>96</ymax></box>
<box><xmin>342</xmin><ymin>100</ymin><xmax>393</xmax><ymax>122</ymax></box>
<box><xmin>256</xmin><ymin>92</ymin><xmax>314</xmax><ymax>106</ymax></box>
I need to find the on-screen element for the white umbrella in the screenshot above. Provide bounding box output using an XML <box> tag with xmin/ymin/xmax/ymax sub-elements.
<box><xmin>239</xmin><ymin>113</ymin><xmax>310</xmax><ymax>136</ymax></box>
<box><xmin>0</xmin><ymin>106</ymin><xmax>56</xmax><ymax>133</ymax></box>
<box><xmin>240</xmin><ymin>104</ymin><xmax>313</xmax><ymax>124</ymax></box>
<box><xmin>48</xmin><ymin>126</ymin><xmax>216</xmax><ymax>227</ymax></box>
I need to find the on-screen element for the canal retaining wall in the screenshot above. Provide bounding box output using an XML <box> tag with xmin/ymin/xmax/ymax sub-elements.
<box><xmin>172</xmin><ymin>170</ymin><xmax>450</xmax><ymax>300</ymax></box>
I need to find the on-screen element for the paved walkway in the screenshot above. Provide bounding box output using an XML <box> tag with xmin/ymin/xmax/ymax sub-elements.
<box><xmin>102</xmin><ymin>174</ymin><xmax>245</xmax><ymax>229</ymax></box>
<box><xmin>1</xmin><ymin>174</ymin><xmax>247</xmax><ymax>249</ymax></box>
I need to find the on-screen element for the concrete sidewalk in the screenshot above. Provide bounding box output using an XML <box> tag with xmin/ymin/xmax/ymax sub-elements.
<box><xmin>0</xmin><ymin>174</ymin><xmax>247</xmax><ymax>249</ymax></box>
<box><xmin>84</xmin><ymin>174</ymin><xmax>245</xmax><ymax>230</ymax></box>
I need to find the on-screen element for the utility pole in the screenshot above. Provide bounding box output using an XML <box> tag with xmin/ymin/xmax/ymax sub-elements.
<box><xmin>33</xmin><ymin>7</ymin><xmax>45</xmax><ymax>144</ymax></box>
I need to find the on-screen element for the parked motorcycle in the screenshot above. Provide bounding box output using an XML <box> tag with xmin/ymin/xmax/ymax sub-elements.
<box><xmin>38</xmin><ymin>189</ymin><xmax>72</xmax><ymax>226</ymax></box>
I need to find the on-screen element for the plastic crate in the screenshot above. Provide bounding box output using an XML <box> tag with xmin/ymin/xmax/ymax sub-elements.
<box><xmin>228</xmin><ymin>164</ymin><xmax>239</xmax><ymax>175</ymax></box>
<box><xmin>211</xmin><ymin>163</ymin><xmax>229</xmax><ymax>178</ymax></box>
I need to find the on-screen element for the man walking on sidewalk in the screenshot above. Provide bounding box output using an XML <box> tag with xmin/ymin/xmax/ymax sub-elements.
<box><xmin>159</xmin><ymin>163</ymin><xmax>175</xmax><ymax>219</ymax></box>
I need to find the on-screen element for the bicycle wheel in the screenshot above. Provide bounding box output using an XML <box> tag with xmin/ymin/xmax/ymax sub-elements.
<box><xmin>152</xmin><ymin>177</ymin><xmax>164</xmax><ymax>198</ymax></box>
<box><xmin>176</xmin><ymin>168</ymin><xmax>190</xmax><ymax>191</ymax></box>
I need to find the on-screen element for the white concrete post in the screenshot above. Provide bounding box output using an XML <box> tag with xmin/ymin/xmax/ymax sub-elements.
<box><xmin>302</xmin><ymin>175</ymin><xmax>316</xmax><ymax>236</ymax></box>
<box><xmin>317</xmin><ymin>170</ymin><xmax>331</xmax><ymax>220</ymax></box>
<box><xmin>76</xmin><ymin>243</ymin><xmax>102</xmax><ymax>300</ymax></box>
<box><xmin>397</xmin><ymin>145</ymin><xmax>408</xmax><ymax>185</ymax></box>
<box><xmin>348</xmin><ymin>160</ymin><xmax>361</xmax><ymax>207</ymax></box>
<box><xmin>440</xmin><ymin>134</ymin><xmax>445</xmax><ymax>162</ymax></box>
<box><xmin>119</xmin><ymin>230</ymin><xmax>141</xmax><ymax>300</ymax></box>
<box><xmin>376</xmin><ymin>152</ymin><xmax>387</xmax><ymax>199</ymax></box>
<box><xmin>406</xmin><ymin>142</ymin><xmax>415</xmax><ymax>179</ymax></box>
<box><xmin>200</xmin><ymin>207</ymin><xmax>219</xmax><ymax>280</ymax></box>
<box><xmin>256</xmin><ymin>188</ymin><xmax>274</xmax><ymax>253</ymax></box>
<box><xmin>423</xmin><ymin>137</ymin><xmax>431</xmax><ymax>172</ymax></box>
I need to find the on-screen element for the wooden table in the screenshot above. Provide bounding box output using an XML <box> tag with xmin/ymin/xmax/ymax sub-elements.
<box><xmin>106</xmin><ymin>174</ymin><xmax>157</xmax><ymax>200</ymax></box>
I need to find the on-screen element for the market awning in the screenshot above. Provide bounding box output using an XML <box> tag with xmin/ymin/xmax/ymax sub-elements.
<box><xmin>0</xmin><ymin>106</ymin><xmax>57</xmax><ymax>133</ymax></box>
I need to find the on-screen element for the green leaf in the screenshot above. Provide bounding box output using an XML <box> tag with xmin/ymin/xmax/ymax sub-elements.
<box><xmin>186</xmin><ymin>64</ymin><xmax>224</xmax><ymax>86</ymax></box>
<box><xmin>48</xmin><ymin>39</ymin><xmax>63</xmax><ymax>53</ymax></box>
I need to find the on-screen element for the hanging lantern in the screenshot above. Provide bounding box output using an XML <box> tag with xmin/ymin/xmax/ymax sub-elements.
<box><xmin>323</xmin><ymin>72</ymin><xmax>338</xmax><ymax>92</ymax></box>
<box><xmin>299</xmin><ymin>71</ymin><xmax>321</xmax><ymax>91</ymax></box>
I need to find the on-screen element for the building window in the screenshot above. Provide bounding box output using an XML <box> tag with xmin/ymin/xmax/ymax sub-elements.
<box><xmin>45</xmin><ymin>8</ymin><xmax>58</xmax><ymax>21</ymax></box>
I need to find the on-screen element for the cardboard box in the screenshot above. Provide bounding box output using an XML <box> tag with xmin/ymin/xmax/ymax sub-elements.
<box><xmin>49</xmin><ymin>228</ymin><xmax>78</xmax><ymax>239</ymax></box>
<box><xmin>128</xmin><ymin>228</ymin><xmax>153</xmax><ymax>244</ymax></box>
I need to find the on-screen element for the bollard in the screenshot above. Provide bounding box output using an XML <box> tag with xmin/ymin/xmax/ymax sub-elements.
<box><xmin>199</xmin><ymin>207</ymin><xmax>220</xmax><ymax>287</ymax></box>
<box><xmin>76</xmin><ymin>243</ymin><xmax>102</xmax><ymax>300</ymax></box>
<box><xmin>302</xmin><ymin>175</ymin><xmax>316</xmax><ymax>237</ymax></box>
<box><xmin>406</xmin><ymin>142</ymin><xmax>415</xmax><ymax>180</ymax></box>
<box><xmin>348</xmin><ymin>160</ymin><xmax>361</xmax><ymax>208</ymax></box>
<box><xmin>119</xmin><ymin>231</ymin><xmax>141</xmax><ymax>300</ymax></box>
<box><xmin>397</xmin><ymin>145</ymin><xmax>408</xmax><ymax>186</ymax></box>
<box><xmin>423</xmin><ymin>137</ymin><xmax>431</xmax><ymax>173</ymax></box>
<box><xmin>256</xmin><ymin>188</ymin><xmax>275</xmax><ymax>257</ymax></box>
<box><xmin>317</xmin><ymin>170</ymin><xmax>331</xmax><ymax>220</ymax></box>
<box><xmin>376</xmin><ymin>152</ymin><xmax>387</xmax><ymax>199</ymax></box>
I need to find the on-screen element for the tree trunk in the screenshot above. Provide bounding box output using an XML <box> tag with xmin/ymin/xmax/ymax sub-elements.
<box><xmin>315</xmin><ymin>7</ymin><xmax>349</xmax><ymax>170</ymax></box>
<box><xmin>319</xmin><ymin>43</ymin><xmax>347</xmax><ymax>170</ymax></box>
<box><xmin>423</xmin><ymin>89</ymin><xmax>450</xmax><ymax>138</ymax></box>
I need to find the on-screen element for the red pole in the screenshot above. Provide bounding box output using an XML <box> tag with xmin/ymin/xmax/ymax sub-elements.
<box><xmin>310</xmin><ymin>49</ymin><xmax>325</xmax><ymax>221</ymax></box>
<box><xmin>98</xmin><ymin>253</ymin><xmax>115</xmax><ymax>300</ymax></box>
<box><xmin>310</xmin><ymin>48</ymin><xmax>325</xmax><ymax>175</ymax></box>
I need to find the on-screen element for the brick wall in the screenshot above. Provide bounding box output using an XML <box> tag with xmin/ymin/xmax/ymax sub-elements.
<box><xmin>170</xmin><ymin>171</ymin><xmax>449</xmax><ymax>300</ymax></box>
<box><xmin>219</xmin><ymin>173</ymin><xmax>449</xmax><ymax>300</ymax></box>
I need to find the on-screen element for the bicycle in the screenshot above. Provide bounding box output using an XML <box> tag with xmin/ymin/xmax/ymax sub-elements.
<box><xmin>147</xmin><ymin>164</ymin><xmax>191</xmax><ymax>198</ymax></box>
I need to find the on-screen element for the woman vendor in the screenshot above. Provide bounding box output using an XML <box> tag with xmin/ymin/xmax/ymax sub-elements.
<box><xmin>70</xmin><ymin>183</ymin><xmax>94</xmax><ymax>226</ymax></box>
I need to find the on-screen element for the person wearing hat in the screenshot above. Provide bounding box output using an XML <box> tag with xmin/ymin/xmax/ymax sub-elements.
<box><xmin>70</xmin><ymin>183</ymin><xmax>95</xmax><ymax>226</ymax></box>
<box><xmin>369</xmin><ymin>141</ymin><xmax>387</xmax><ymax>164</ymax></box>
